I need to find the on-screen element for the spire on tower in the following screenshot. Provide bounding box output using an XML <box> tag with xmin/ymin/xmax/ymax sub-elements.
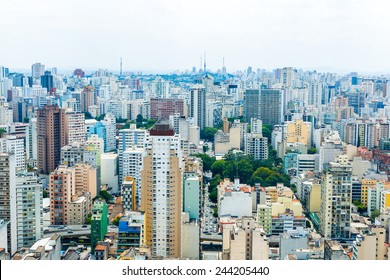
<box><xmin>204</xmin><ymin>52</ymin><xmax>206</xmax><ymax>73</ymax></box>
<box><xmin>120</xmin><ymin>57</ymin><xmax>123</xmax><ymax>76</ymax></box>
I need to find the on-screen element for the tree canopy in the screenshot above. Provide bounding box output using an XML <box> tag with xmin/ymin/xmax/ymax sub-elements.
<box><xmin>193</xmin><ymin>153</ymin><xmax>216</xmax><ymax>172</ymax></box>
<box><xmin>200</xmin><ymin>127</ymin><xmax>218</xmax><ymax>142</ymax></box>
<box><xmin>205</xmin><ymin>150</ymin><xmax>291</xmax><ymax>204</ymax></box>
<box><xmin>370</xmin><ymin>209</ymin><xmax>380</xmax><ymax>221</ymax></box>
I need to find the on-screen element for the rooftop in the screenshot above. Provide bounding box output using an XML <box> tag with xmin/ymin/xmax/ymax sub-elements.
<box><xmin>149</xmin><ymin>123</ymin><xmax>175</xmax><ymax>136</ymax></box>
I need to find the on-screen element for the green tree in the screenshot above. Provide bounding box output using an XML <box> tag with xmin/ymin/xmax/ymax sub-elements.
<box><xmin>209</xmin><ymin>188</ymin><xmax>218</xmax><ymax>203</ymax></box>
<box><xmin>209</xmin><ymin>174</ymin><xmax>222</xmax><ymax>193</ymax></box>
<box><xmin>308</xmin><ymin>147</ymin><xmax>317</xmax><ymax>154</ymax></box>
<box><xmin>200</xmin><ymin>127</ymin><xmax>218</xmax><ymax>142</ymax></box>
<box><xmin>262</xmin><ymin>125</ymin><xmax>273</xmax><ymax>142</ymax></box>
<box><xmin>86</xmin><ymin>213</ymin><xmax>92</xmax><ymax>225</ymax></box>
<box><xmin>203</xmin><ymin>145</ymin><xmax>209</xmax><ymax>153</ymax></box>
<box><xmin>27</xmin><ymin>164</ymin><xmax>34</xmax><ymax>172</ymax></box>
<box><xmin>353</xmin><ymin>200</ymin><xmax>367</xmax><ymax>214</ymax></box>
<box><xmin>136</xmin><ymin>114</ymin><xmax>143</xmax><ymax>124</ymax></box>
<box><xmin>84</xmin><ymin>112</ymin><xmax>93</xmax><ymax>119</ymax></box>
<box><xmin>116</xmin><ymin>117</ymin><xmax>128</xmax><ymax>123</ymax></box>
<box><xmin>211</xmin><ymin>160</ymin><xmax>225</xmax><ymax>176</ymax></box>
<box><xmin>370</xmin><ymin>209</ymin><xmax>380</xmax><ymax>221</ymax></box>
<box><xmin>43</xmin><ymin>190</ymin><xmax>49</xmax><ymax>198</ymax></box>
<box><xmin>193</xmin><ymin>153</ymin><xmax>216</xmax><ymax>172</ymax></box>
<box><xmin>23</xmin><ymin>117</ymin><xmax>29</xmax><ymax>123</ymax></box>
<box><xmin>95</xmin><ymin>114</ymin><xmax>106</xmax><ymax>121</ymax></box>
<box><xmin>98</xmin><ymin>190</ymin><xmax>112</xmax><ymax>203</ymax></box>
<box><xmin>212</xmin><ymin>208</ymin><xmax>218</xmax><ymax>218</ymax></box>
<box><xmin>251</xmin><ymin>166</ymin><xmax>289</xmax><ymax>187</ymax></box>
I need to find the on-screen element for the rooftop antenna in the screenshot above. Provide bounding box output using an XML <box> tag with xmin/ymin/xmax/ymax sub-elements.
<box><xmin>204</xmin><ymin>52</ymin><xmax>207</xmax><ymax>73</ymax></box>
<box><xmin>200</xmin><ymin>56</ymin><xmax>203</xmax><ymax>72</ymax></box>
<box><xmin>120</xmin><ymin>57</ymin><xmax>123</xmax><ymax>76</ymax></box>
<box><xmin>223</xmin><ymin>57</ymin><xmax>225</xmax><ymax>68</ymax></box>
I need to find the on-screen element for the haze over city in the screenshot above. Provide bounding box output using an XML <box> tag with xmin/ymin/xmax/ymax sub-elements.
<box><xmin>1</xmin><ymin>0</ymin><xmax>390</xmax><ymax>73</ymax></box>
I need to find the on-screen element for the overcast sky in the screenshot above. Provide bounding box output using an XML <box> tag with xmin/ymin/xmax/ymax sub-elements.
<box><xmin>1</xmin><ymin>0</ymin><xmax>390</xmax><ymax>73</ymax></box>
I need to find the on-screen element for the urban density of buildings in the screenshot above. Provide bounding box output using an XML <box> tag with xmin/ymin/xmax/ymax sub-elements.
<box><xmin>1</xmin><ymin>62</ymin><xmax>390</xmax><ymax>261</ymax></box>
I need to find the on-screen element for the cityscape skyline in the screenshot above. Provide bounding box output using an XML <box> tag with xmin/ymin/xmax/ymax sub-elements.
<box><xmin>2</xmin><ymin>0</ymin><xmax>390</xmax><ymax>264</ymax></box>
<box><xmin>1</xmin><ymin>0</ymin><xmax>390</xmax><ymax>73</ymax></box>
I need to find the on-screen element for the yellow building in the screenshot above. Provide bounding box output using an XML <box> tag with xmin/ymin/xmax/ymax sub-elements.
<box><xmin>284</xmin><ymin>119</ymin><xmax>311</xmax><ymax>146</ymax></box>
<box><xmin>122</xmin><ymin>176</ymin><xmax>137</xmax><ymax>211</ymax></box>
<box><xmin>271</xmin><ymin>196</ymin><xmax>303</xmax><ymax>217</ymax></box>
<box><xmin>361</xmin><ymin>179</ymin><xmax>376</xmax><ymax>207</ymax></box>
<box><xmin>381</xmin><ymin>191</ymin><xmax>390</xmax><ymax>214</ymax></box>
<box><xmin>265</xmin><ymin>187</ymin><xmax>278</xmax><ymax>203</ymax></box>
<box><xmin>308</xmin><ymin>183</ymin><xmax>321</xmax><ymax>213</ymax></box>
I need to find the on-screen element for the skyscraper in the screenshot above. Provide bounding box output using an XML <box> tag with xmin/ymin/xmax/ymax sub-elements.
<box><xmin>189</xmin><ymin>86</ymin><xmax>206</xmax><ymax>130</ymax></box>
<box><xmin>0</xmin><ymin>153</ymin><xmax>16</xmax><ymax>254</ymax></box>
<box><xmin>141</xmin><ymin>123</ymin><xmax>182</xmax><ymax>258</ymax></box>
<box><xmin>65</xmin><ymin>111</ymin><xmax>85</xmax><ymax>144</ymax></box>
<box><xmin>15</xmin><ymin>173</ymin><xmax>43</xmax><ymax>249</ymax></box>
<box><xmin>80</xmin><ymin>86</ymin><xmax>96</xmax><ymax>113</ymax></box>
<box><xmin>41</xmin><ymin>70</ymin><xmax>54</xmax><ymax>93</ymax></box>
<box><xmin>150</xmin><ymin>98</ymin><xmax>184</xmax><ymax>120</ymax></box>
<box><xmin>49</xmin><ymin>166</ymin><xmax>75</xmax><ymax>225</ymax></box>
<box><xmin>91</xmin><ymin>199</ymin><xmax>108</xmax><ymax>253</ymax></box>
<box><xmin>31</xmin><ymin>63</ymin><xmax>45</xmax><ymax>84</ymax></box>
<box><xmin>259</xmin><ymin>89</ymin><xmax>282</xmax><ymax>126</ymax></box>
<box><xmin>244</xmin><ymin>89</ymin><xmax>259</xmax><ymax>123</ymax></box>
<box><xmin>320</xmin><ymin>155</ymin><xmax>352</xmax><ymax>240</ymax></box>
<box><xmin>37</xmin><ymin>105</ymin><xmax>67</xmax><ymax>174</ymax></box>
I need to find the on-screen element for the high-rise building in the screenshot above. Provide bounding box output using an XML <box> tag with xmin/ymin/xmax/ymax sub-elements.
<box><xmin>14</xmin><ymin>173</ymin><xmax>43</xmax><ymax>250</ymax></box>
<box><xmin>259</xmin><ymin>89</ymin><xmax>282</xmax><ymax>126</ymax></box>
<box><xmin>141</xmin><ymin>123</ymin><xmax>182</xmax><ymax>258</ymax></box>
<box><xmin>26</xmin><ymin>118</ymin><xmax>38</xmax><ymax>161</ymax></box>
<box><xmin>74</xmin><ymin>163</ymin><xmax>98</xmax><ymax>198</ymax></box>
<box><xmin>245</xmin><ymin>134</ymin><xmax>268</xmax><ymax>161</ymax></box>
<box><xmin>118</xmin><ymin>126</ymin><xmax>148</xmax><ymax>185</ymax></box>
<box><xmin>41</xmin><ymin>71</ymin><xmax>54</xmax><ymax>93</ymax></box>
<box><xmin>31</xmin><ymin>63</ymin><xmax>45</xmax><ymax>84</ymax></box>
<box><xmin>100</xmin><ymin>153</ymin><xmax>119</xmax><ymax>194</ymax></box>
<box><xmin>122</xmin><ymin>147</ymin><xmax>144</xmax><ymax>207</ymax></box>
<box><xmin>244</xmin><ymin>89</ymin><xmax>259</xmax><ymax>123</ymax></box>
<box><xmin>80</xmin><ymin>86</ymin><xmax>96</xmax><ymax>113</ymax></box>
<box><xmin>49</xmin><ymin>166</ymin><xmax>75</xmax><ymax>225</ymax></box>
<box><xmin>37</xmin><ymin>105</ymin><xmax>67</xmax><ymax>174</ymax></box>
<box><xmin>284</xmin><ymin>119</ymin><xmax>312</xmax><ymax>146</ymax></box>
<box><xmin>0</xmin><ymin>135</ymin><xmax>25</xmax><ymax>172</ymax></box>
<box><xmin>150</xmin><ymin>98</ymin><xmax>184</xmax><ymax>120</ymax></box>
<box><xmin>320</xmin><ymin>155</ymin><xmax>352</xmax><ymax>240</ymax></box>
<box><xmin>122</xmin><ymin>176</ymin><xmax>137</xmax><ymax>211</ymax></box>
<box><xmin>183</xmin><ymin>177</ymin><xmax>200</xmax><ymax>220</ymax></box>
<box><xmin>0</xmin><ymin>153</ymin><xmax>16</xmax><ymax>254</ymax></box>
<box><xmin>280</xmin><ymin>67</ymin><xmax>296</xmax><ymax>87</ymax></box>
<box><xmin>91</xmin><ymin>199</ymin><xmax>108</xmax><ymax>253</ymax></box>
<box><xmin>189</xmin><ymin>86</ymin><xmax>206</xmax><ymax>130</ymax></box>
<box><xmin>65</xmin><ymin>112</ymin><xmax>85</xmax><ymax>144</ymax></box>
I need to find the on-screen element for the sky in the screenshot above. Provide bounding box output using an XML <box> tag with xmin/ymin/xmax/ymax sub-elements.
<box><xmin>1</xmin><ymin>0</ymin><xmax>390</xmax><ymax>74</ymax></box>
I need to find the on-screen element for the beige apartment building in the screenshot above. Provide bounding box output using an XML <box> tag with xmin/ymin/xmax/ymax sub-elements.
<box><xmin>141</xmin><ymin>123</ymin><xmax>182</xmax><ymax>258</ymax></box>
